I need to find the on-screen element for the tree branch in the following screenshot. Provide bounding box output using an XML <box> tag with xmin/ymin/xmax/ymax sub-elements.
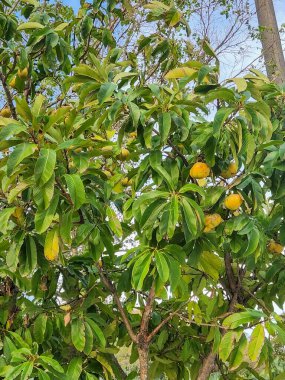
<box><xmin>96</xmin><ymin>263</ymin><xmax>137</xmax><ymax>343</ymax></box>
<box><xmin>0</xmin><ymin>72</ymin><xmax>17</xmax><ymax>119</ymax></box>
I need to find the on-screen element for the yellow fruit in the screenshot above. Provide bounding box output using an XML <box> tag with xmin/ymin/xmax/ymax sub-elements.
<box><xmin>0</xmin><ymin>107</ymin><xmax>11</xmax><ymax>118</ymax></box>
<box><xmin>129</xmin><ymin>131</ymin><xmax>137</xmax><ymax>138</ymax></box>
<box><xmin>9</xmin><ymin>77</ymin><xmax>17</xmax><ymax>88</ymax></box>
<box><xmin>17</xmin><ymin>67</ymin><xmax>29</xmax><ymax>80</ymax></box>
<box><xmin>101</xmin><ymin>146</ymin><xmax>113</xmax><ymax>156</ymax></box>
<box><xmin>204</xmin><ymin>214</ymin><xmax>223</xmax><ymax>232</ymax></box>
<box><xmin>268</xmin><ymin>240</ymin><xmax>284</xmax><ymax>254</ymax></box>
<box><xmin>221</xmin><ymin>162</ymin><xmax>238</xmax><ymax>179</ymax></box>
<box><xmin>118</xmin><ymin>148</ymin><xmax>130</xmax><ymax>161</ymax></box>
<box><xmin>224</xmin><ymin>194</ymin><xmax>243</xmax><ymax>211</ymax></box>
<box><xmin>197</xmin><ymin>178</ymin><xmax>207</xmax><ymax>187</ymax></box>
<box><xmin>190</xmin><ymin>162</ymin><xmax>210</xmax><ymax>179</ymax></box>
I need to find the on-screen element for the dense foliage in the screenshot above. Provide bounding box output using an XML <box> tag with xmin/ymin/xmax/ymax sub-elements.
<box><xmin>0</xmin><ymin>1</ymin><xmax>285</xmax><ymax>379</ymax></box>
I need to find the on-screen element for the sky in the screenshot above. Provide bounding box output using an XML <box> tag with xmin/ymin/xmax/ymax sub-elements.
<box><xmin>61</xmin><ymin>0</ymin><xmax>284</xmax><ymax>79</ymax></box>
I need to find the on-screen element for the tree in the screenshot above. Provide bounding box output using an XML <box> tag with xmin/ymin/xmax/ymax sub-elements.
<box><xmin>254</xmin><ymin>0</ymin><xmax>285</xmax><ymax>84</ymax></box>
<box><xmin>0</xmin><ymin>1</ymin><xmax>285</xmax><ymax>380</ymax></box>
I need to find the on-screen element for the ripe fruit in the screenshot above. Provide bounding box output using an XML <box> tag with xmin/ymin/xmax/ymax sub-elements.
<box><xmin>197</xmin><ymin>178</ymin><xmax>207</xmax><ymax>187</ymax></box>
<box><xmin>224</xmin><ymin>194</ymin><xmax>243</xmax><ymax>210</ymax></box>
<box><xmin>17</xmin><ymin>67</ymin><xmax>29</xmax><ymax>80</ymax></box>
<box><xmin>0</xmin><ymin>107</ymin><xmax>11</xmax><ymax>118</ymax></box>
<box><xmin>129</xmin><ymin>131</ymin><xmax>137</xmax><ymax>138</ymax></box>
<box><xmin>204</xmin><ymin>214</ymin><xmax>223</xmax><ymax>233</ymax></box>
<box><xmin>118</xmin><ymin>148</ymin><xmax>130</xmax><ymax>161</ymax></box>
<box><xmin>9</xmin><ymin>77</ymin><xmax>17</xmax><ymax>88</ymax></box>
<box><xmin>190</xmin><ymin>162</ymin><xmax>210</xmax><ymax>179</ymax></box>
<box><xmin>268</xmin><ymin>240</ymin><xmax>284</xmax><ymax>254</ymax></box>
<box><xmin>221</xmin><ymin>161</ymin><xmax>238</xmax><ymax>179</ymax></box>
<box><xmin>101</xmin><ymin>146</ymin><xmax>113</xmax><ymax>156</ymax></box>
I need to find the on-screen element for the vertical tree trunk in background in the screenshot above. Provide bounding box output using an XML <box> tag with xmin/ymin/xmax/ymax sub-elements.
<box><xmin>254</xmin><ymin>0</ymin><xmax>285</xmax><ymax>84</ymax></box>
<box><xmin>138</xmin><ymin>346</ymin><xmax>149</xmax><ymax>380</ymax></box>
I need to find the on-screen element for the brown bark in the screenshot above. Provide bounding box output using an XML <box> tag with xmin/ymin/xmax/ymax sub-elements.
<box><xmin>138</xmin><ymin>346</ymin><xmax>149</xmax><ymax>380</ymax></box>
<box><xmin>254</xmin><ymin>0</ymin><xmax>285</xmax><ymax>84</ymax></box>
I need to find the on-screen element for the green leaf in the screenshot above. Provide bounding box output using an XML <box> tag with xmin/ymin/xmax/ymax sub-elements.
<box><xmin>85</xmin><ymin>318</ymin><xmax>106</xmax><ymax>347</ymax></box>
<box><xmin>20</xmin><ymin>361</ymin><xmax>33</xmax><ymax>380</ymax></box>
<box><xmin>64</xmin><ymin>174</ymin><xmax>86</xmax><ymax>210</ymax></box>
<box><xmin>213</xmin><ymin>107</ymin><xmax>234</xmax><ymax>136</ymax></box>
<box><xmin>0</xmin><ymin>207</ymin><xmax>15</xmax><ymax>234</ymax></box>
<box><xmin>7</xmin><ymin>143</ymin><xmax>37</xmax><ymax>176</ymax></box>
<box><xmin>66</xmin><ymin>358</ymin><xmax>82</xmax><ymax>380</ymax></box>
<box><xmin>0</xmin><ymin>124</ymin><xmax>26</xmax><ymax>140</ymax></box>
<box><xmin>230</xmin><ymin>334</ymin><xmax>247</xmax><ymax>370</ymax></box>
<box><xmin>35</xmin><ymin>195</ymin><xmax>59</xmax><ymax>234</ymax></box>
<box><xmin>229</xmin><ymin>78</ymin><xmax>247</xmax><ymax>92</ymax></box>
<box><xmin>155</xmin><ymin>252</ymin><xmax>169</xmax><ymax>283</ymax></box>
<box><xmin>98</xmin><ymin>83</ymin><xmax>116</xmax><ymax>104</ymax></box>
<box><xmin>33</xmin><ymin>314</ymin><xmax>47</xmax><ymax>344</ymax></box>
<box><xmin>37</xmin><ymin>369</ymin><xmax>50</xmax><ymax>380</ymax></box>
<box><xmin>35</xmin><ymin>149</ymin><xmax>57</xmax><ymax>186</ymax></box>
<box><xmin>71</xmin><ymin>319</ymin><xmax>86</xmax><ymax>352</ymax></box>
<box><xmin>159</xmin><ymin>112</ymin><xmax>171</xmax><ymax>143</ymax></box>
<box><xmin>106</xmin><ymin>206</ymin><xmax>123</xmax><ymax>237</ymax></box>
<box><xmin>179</xmin><ymin>184</ymin><xmax>205</xmax><ymax>198</ymax></box>
<box><xmin>132</xmin><ymin>252</ymin><xmax>152</xmax><ymax>290</ymax></box>
<box><xmin>128</xmin><ymin>102</ymin><xmax>140</xmax><ymax>127</ymax></box>
<box><xmin>17</xmin><ymin>22</ymin><xmax>44</xmax><ymax>30</ymax></box>
<box><xmin>223</xmin><ymin>310</ymin><xmax>264</xmax><ymax>329</ymax></box>
<box><xmin>181</xmin><ymin>197</ymin><xmax>197</xmax><ymax>241</ymax></box>
<box><xmin>248</xmin><ymin>324</ymin><xmax>265</xmax><ymax>362</ymax></box>
<box><xmin>38</xmin><ymin>356</ymin><xmax>64</xmax><ymax>373</ymax></box>
<box><xmin>243</xmin><ymin>227</ymin><xmax>259</xmax><ymax>257</ymax></box>
<box><xmin>219</xmin><ymin>331</ymin><xmax>236</xmax><ymax>362</ymax></box>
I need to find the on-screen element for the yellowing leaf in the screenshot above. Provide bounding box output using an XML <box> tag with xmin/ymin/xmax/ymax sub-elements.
<box><xmin>17</xmin><ymin>22</ymin><xmax>44</xmax><ymax>31</ymax></box>
<box><xmin>44</xmin><ymin>228</ymin><xmax>59</xmax><ymax>261</ymax></box>
<box><xmin>165</xmin><ymin>67</ymin><xmax>197</xmax><ymax>79</ymax></box>
<box><xmin>248</xmin><ymin>324</ymin><xmax>265</xmax><ymax>362</ymax></box>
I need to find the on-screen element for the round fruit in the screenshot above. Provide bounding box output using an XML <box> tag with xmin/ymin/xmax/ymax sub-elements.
<box><xmin>204</xmin><ymin>214</ymin><xmax>223</xmax><ymax>232</ymax></box>
<box><xmin>224</xmin><ymin>194</ymin><xmax>243</xmax><ymax>210</ymax></box>
<box><xmin>268</xmin><ymin>240</ymin><xmax>284</xmax><ymax>254</ymax></box>
<box><xmin>190</xmin><ymin>162</ymin><xmax>210</xmax><ymax>179</ymax></box>
<box><xmin>17</xmin><ymin>67</ymin><xmax>28</xmax><ymax>80</ymax></box>
<box><xmin>197</xmin><ymin>178</ymin><xmax>207</xmax><ymax>187</ymax></box>
<box><xmin>129</xmin><ymin>131</ymin><xmax>137</xmax><ymax>138</ymax></box>
<box><xmin>9</xmin><ymin>77</ymin><xmax>17</xmax><ymax>88</ymax></box>
<box><xmin>221</xmin><ymin>162</ymin><xmax>238</xmax><ymax>179</ymax></box>
<box><xmin>101</xmin><ymin>146</ymin><xmax>113</xmax><ymax>156</ymax></box>
<box><xmin>0</xmin><ymin>107</ymin><xmax>11</xmax><ymax>118</ymax></box>
<box><xmin>118</xmin><ymin>148</ymin><xmax>130</xmax><ymax>161</ymax></box>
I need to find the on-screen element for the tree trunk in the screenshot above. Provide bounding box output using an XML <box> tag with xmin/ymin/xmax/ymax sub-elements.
<box><xmin>196</xmin><ymin>352</ymin><xmax>216</xmax><ymax>380</ymax></box>
<box><xmin>254</xmin><ymin>0</ymin><xmax>285</xmax><ymax>84</ymax></box>
<box><xmin>138</xmin><ymin>345</ymin><xmax>149</xmax><ymax>380</ymax></box>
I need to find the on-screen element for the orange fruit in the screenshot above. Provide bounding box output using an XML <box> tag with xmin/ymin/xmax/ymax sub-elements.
<box><xmin>190</xmin><ymin>162</ymin><xmax>210</xmax><ymax>179</ymax></box>
<box><xmin>221</xmin><ymin>162</ymin><xmax>238</xmax><ymax>179</ymax></box>
<box><xmin>0</xmin><ymin>108</ymin><xmax>11</xmax><ymax>118</ymax></box>
<box><xmin>204</xmin><ymin>214</ymin><xmax>223</xmax><ymax>232</ymax></box>
<box><xmin>224</xmin><ymin>194</ymin><xmax>243</xmax><ymax>210</ymax></box>
<box><xmin>268</xmin><ymin>240</ymin><xmax>284</xmax><ymax>254</ymax></box>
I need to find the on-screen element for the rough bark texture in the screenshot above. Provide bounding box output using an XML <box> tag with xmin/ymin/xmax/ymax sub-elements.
<box><xmin>138</xmin><ymin>346</ymin><xmax>149</xmax><ymax>380</ymax></box>
<box><xmin>255</xmin><ymin>0</ymin><xmax>285</xmax><ymax>84</ymax></box>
